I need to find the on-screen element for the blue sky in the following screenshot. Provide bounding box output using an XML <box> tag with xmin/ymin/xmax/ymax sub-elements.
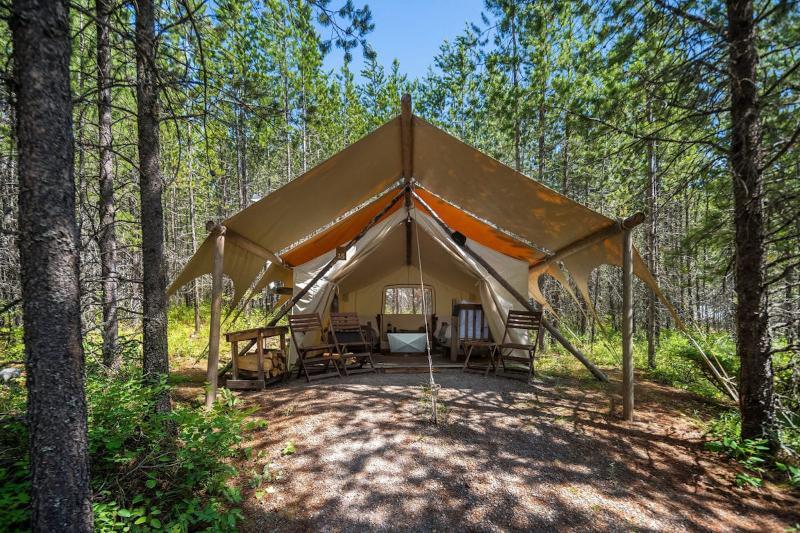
<box><xmin>320</xmin><ymin>0</ymin><xmax>486</xmax><ymax>81</ymax></box>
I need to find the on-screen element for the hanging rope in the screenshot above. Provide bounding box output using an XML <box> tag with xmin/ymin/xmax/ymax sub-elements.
<box><xmin>410</xmin><ymin>200</ymin><xmax>440</xmax><ymax>424</ymax></box>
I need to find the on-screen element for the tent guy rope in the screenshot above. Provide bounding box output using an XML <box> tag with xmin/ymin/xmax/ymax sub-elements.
<box><xmin>410</xmin><ymin>199</ymin><xmax>440</xmax><ymax>424</ymax></box>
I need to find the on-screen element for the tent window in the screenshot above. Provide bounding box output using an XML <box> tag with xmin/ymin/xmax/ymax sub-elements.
<box><xmin>383</xmin><ymin>285</ymin><xmax>434</xmax><ymax>314</ymax></box>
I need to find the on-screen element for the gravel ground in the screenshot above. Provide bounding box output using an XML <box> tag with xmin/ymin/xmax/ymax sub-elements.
<box><xmin>230</xmin><ymin>371</ymin><xmax>799</xmax><ymax>532</ymax></box>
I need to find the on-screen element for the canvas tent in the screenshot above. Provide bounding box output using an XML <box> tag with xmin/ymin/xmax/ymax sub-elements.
<box><xmin>169</xmin><ymin>95</ymin><xmax>674</xmax><ymax>419</ymax></box>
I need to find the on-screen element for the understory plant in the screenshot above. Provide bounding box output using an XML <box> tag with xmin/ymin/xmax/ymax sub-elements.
<box><xmin>705</xmin><ymin>410</ymin><xmax>799</xmax><ymax>490</ymax></box>
<box><xmin>0</xmin><ymin>369</ymin><xmax>252</xmax><ymax>532</ymax></box>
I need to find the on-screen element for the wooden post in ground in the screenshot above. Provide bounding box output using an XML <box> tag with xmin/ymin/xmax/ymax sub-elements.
<box><xmin>206</xmin><ymin>222</ymin><xmax>226</xmax><ymax>408</ymax></box>
<box><xmin>622</xmin><ymin>228</ymin><xmax>634</xmax><ymax>421</ymax></box>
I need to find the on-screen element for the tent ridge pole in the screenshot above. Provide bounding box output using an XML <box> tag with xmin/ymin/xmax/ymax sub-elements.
<box><xmin>401</xmin><ymin>93</ymin><xmax>413</xmax><ymax>265</ymax></box>
<box><xmin>412</xmin><ymin>191</ymin><xmax>609</xmax><ymax>382</ymax></box>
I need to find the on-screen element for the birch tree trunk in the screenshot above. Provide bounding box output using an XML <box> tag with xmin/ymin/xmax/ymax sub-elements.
<box><xmin>12</xmin><ymin>0</ymin><xmax>93</xmax><ymax>527</ymax></box>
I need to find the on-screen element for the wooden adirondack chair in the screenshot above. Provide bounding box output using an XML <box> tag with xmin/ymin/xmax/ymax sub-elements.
<box><xmin>494</xmin><ymin>310</ymin><xmax>543</xmax><ymax>381</ymax></box>
<box><xmin>330</xmin><ymin>312</ymin><xmax>377</xmax><ymax>375</ymax></box>
<box><xmin>459</xmin><ymin>303</ymin><xmax>497</xmax><ymax>375</ymax></box>
<box><xmin>288</xmin><ymin>313</ymin><xmax>342</xmax><ymax>382</ymax></box>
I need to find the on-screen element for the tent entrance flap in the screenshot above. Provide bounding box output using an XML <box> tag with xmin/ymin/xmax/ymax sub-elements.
<box><xmin>412</xmin><ymin>189</ymin><xmax>609</xmax><ymax>383</ymax></box>
<box><xmin>286</xmin><ymin>207</ymin><xmax>530</xmax><ymax>363</ymax></box>
<box><xmin>267</xmin><ymin>188</ymin><xmax>406</xmax><ymax>327</ymax></box>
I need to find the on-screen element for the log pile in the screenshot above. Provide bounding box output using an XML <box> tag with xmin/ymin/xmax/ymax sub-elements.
<box><xmin>235</xmin><ymin>349</ymin><xmax>287</xmax><ymax>378</ymax></box>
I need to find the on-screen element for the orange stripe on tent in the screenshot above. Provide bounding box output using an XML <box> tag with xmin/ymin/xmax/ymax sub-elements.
<box><xmin>282</xmin><ymin>188</ymin><xmax>404</xmax><ymax>266</ymax></box>
<box><xmin>414</xmin><ymin>188</ymin><xmax>543</xmax><ymax>265</ymax></box>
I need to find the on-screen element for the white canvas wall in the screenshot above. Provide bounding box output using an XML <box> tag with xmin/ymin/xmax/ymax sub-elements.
<box><xmin>289</xmin><ymin>208</ymin><xmax>530</xmax><ymax>362</ymax></box>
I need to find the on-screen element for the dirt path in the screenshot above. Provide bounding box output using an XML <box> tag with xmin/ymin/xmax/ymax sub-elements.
<box><xmin>224</xmin><ymin>371</ymin><xmax>797</xmax><ymax>532</ymax></box>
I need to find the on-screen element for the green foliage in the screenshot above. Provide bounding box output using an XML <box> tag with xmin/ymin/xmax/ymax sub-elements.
<box><xmin>542</xmin><ymin>328</ymin><xmax>736</xmax><ymax>401</ymax></box>
<box><xmin>776</xmin><ymin>462</ymin><xmax>800</xmax><ymax>490</ymax></box>
<box><xmin>705</xmin><ymin>410</ymin><xmax>799</xmax><ymax>491</ymax></box>
<box><xmin>0</xmin><ymin>382</ymin><xmax>28</xmax><ymax>531</ymax></box>
<box><xmin>0</xmin><ymin>317</ymin><xmax>23</xmax><ymax>366</ymax></box>
<box><xmin>648</xmin><ymin>330</ymin><xmax>737</xmax><ymax>400</ymax></box>
<box><xmin>280</xmin><ymin>440</ymin><xmax>296</xmax><ymax>456</ymax></box>
<box><xmin>0</xmin><ymin>370</ymin><xmax>253</xmax><ymax>531</ymax></box>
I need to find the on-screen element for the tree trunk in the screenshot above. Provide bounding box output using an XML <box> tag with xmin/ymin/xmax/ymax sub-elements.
<box><xmin>97</xmin><ymin>0</ymin><xmax>119</xmax><ymax>370</ymax></box>
<box><xmin>236</xmin><ymin>103</ymin><xmax>248</xmax><ymax>209</ymax></box>
<box><xmin>284</xmin><ymin>71</ymin><xmax>292</xmax><ymax>183</ymax></box>
<box><xmin>537</xmin><ymin>85</ymin><xmax>546</xmax><ymax>183</ymax></box>
<box><xmin>11</xmin><ymin>0</ymin><xmax>93</xmax><ymax>528</ymax></box>
<box><xmin>136</xmin><ymin>0</ymin><xmax>170</xmax><ymax>412</ymax></box>
<box><xmin>187</xmin><ymin>125</ymin><xmax>201</xmax><ymax>336</ymax></box>
<box><xmin>726</xmin><ymin>0</ymin><xmax>773</xmax><ymax>443</ymax></box>
<box><xmin>645</xmin><ymin>97</ymin><xmax>659</xmax><ymax>369</ymax></box>
<box><xmin>301</xmin><ymin>69</ymin><xmax>308</xmax><ymax>173</ymax></box>
<box><xmin>510</xmin><ymin>6</ymin><xmax>521</xmax><ymax>172</ymax></box>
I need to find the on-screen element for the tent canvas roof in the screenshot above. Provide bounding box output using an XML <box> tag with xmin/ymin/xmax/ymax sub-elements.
<box><xmin>168</xmin><ymin>111</ymin><xmax>663</xmax><ymax>314</ymax></box>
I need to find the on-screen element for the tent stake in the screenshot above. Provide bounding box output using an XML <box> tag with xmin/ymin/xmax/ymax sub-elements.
<box><xmin>412</xmin><ymin>190</ymin><xmax>609</xmax><ymax>382</ymax></box>
<box><xmin>622</xmin><ymin>228</ymin><xmax>634</xmax><ymax>420</ymax></box>
<box><xmin>206</xmin><ymin>223</ymin><xmax>226</xmax><ymax>408</ymax></box>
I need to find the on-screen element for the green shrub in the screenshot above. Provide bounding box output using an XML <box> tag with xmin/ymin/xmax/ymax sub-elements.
<box><xmin>543</xmin><ymin>327</ymin><xmax>737</xmax><ymax>400</ymax></box>
<box><xmin>0</xmin><ymin>371</ymin><xmax>252</xmax><ymax>532</ymax></box>
<box><xmin>649</xmin><ymin>329</ymin><xmax>737</xmax><ymax>401</ymax></box>
<box><xmin>705</xmin><ymin>410</ymin><xmax>799</xmax><ymax>490</ymax></box>
<box><xmin>0</xmin><ymin>383</ymin><xmax>28</xmax><ymax>531</ymax></box>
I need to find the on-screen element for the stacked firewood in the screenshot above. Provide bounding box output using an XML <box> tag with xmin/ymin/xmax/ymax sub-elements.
<box><xmin>236</xmin><ymin>349</ymin><xmax>287</xmax><ymax>378</ymax></box>
<box><xmin>262</xmin><ymin>351</ymin><xmax>287</xmax><ymax>378</ymax></box>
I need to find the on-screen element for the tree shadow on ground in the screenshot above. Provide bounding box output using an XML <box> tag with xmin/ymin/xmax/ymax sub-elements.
<box><xmin>230</xmin><ymin>372</ymin><xmax>798</xmax><ymax>532</ymax></box>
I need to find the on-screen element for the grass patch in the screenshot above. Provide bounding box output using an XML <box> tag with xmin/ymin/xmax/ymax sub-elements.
<box><xmin>419</xmin><ymin>383</ymin><xmax>448</xmax><ymax>424</ymax></box>
<box><xmin>539</xmin><ymin>328</ymin><xmax>735</xmax><ymax>402</ymax></box>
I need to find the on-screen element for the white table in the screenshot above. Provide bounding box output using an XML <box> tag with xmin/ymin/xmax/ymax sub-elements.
<box><xmin>387</xmin><ymin>332</ymin><xmax>428</xmax><ymax>353</ymax></box>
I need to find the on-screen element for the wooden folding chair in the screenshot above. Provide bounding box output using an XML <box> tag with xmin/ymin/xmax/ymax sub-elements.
<box><xmin>288</xmin><ymin>313</ymin><xmax>342</xmax><ymax>382</ymax></box>
<box><xmin>330</xmin><ymin>312</ymin><xmax>377</xmax><ymax>375</ymax></box>
<box><xmin>459</xmin><ymin>303</ymin><xmax>497</xmax><ymax>375</ymax></box>
<box><xmin>495</xmin><ymin>310</ymin><xmax>543</xmax><ymax>381</ymax></box>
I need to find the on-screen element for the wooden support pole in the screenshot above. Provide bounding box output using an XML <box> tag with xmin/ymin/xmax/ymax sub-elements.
<box><xmin>206</xmin><ymin>224</ymin><xmax>226</xmax><ymax>408</ymax></box>
<box><xmin>530</xmin><ymin>212</ymin><xmax>645</xmax><ymax>273</ymax></box>
<box><xmin>622</xmin><ymin>228</ymin><xmax>634</xmax><ymax>421</ymax></box>
<box><xmin>413</xmin><ymin>191</ymin><xmax>609</xmax><ymax>382</ymax></box>
<box><xmin>401</xmin><ymin>93</ymin><xmax>413</xmax><ymax>185</ymax></box>
<box><xmin>450</xmin><ymin>307</ymin><xmax>459</xmax><ymax>362</ymax></box>
<box><xmin>224</xmin><ymin>229</ymin><xmax>286</xmax><ymax>267</ymax></box>
<box><xmin>401</xmin><ymin>93</ymin><xmax>413</xmax><ymax>265</ymax></box>
<box><xmin>405</xmin><ymin>218</ymin><xmax>412</xmax><ymax>266</ymax></box>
